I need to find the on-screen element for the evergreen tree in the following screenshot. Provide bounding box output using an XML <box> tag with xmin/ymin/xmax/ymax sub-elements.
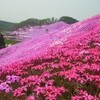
<box><xmin>0</xmin><ymin>31</ymin><xmax>5</xmax><ymax>49</ymax></box>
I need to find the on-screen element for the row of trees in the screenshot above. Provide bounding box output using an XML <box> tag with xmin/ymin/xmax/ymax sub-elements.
<box><xmin>15</xmin><ymin>16</ymin><xmax>78</xmax><ymax>29</ymax></box>
<box><xmin>15</xmin><ymin>17</ymin><xmax>58</xmax><ymax>29</ymax></box>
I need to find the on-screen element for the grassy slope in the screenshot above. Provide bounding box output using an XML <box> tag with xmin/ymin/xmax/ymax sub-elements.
<box><xmin>5</xmin><ymin>39</ymin><xmax>18</xmax><ymax>45</ymax></box>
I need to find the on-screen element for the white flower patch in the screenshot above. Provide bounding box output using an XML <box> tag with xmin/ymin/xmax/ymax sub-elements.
<box><xmin>50</xmin><ymin>40</ymin><xmax>63</xmax><ymax>47</ymax></box>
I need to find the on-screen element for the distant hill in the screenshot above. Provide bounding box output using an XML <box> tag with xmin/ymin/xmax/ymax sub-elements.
<box><xmin>15</xmin><ymin>17</ymin><xmax>78</xmax><ymax>29</ymax></box>
<box><xmin>0</xmin><ymin>20</ymin><xmax>17</xmax><ymax>31</ymax></box>
<box><xmin>14</xmin><ymin>18</ymin><xmax>40</xmax><ymax>29</ymax></box>
<box><xmin>15</xmin><ymin>18</ymin><xmax>57</xmax><ymax>29</ymax></box>
<box><xmin>0</xmin><ymin>16</ymin><xmax>78</xmax><ymax>31</ymax></box>
<box><xmin>59</xmin><ymin>16</ymin><xmax>78</xmax><ymax>24</ymax></box>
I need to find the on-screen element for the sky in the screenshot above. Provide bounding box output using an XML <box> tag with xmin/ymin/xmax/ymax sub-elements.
<box><xmin>0</xmin><ymin>0</ymin><xmax>100</xmax><ymax>22</ymax></box>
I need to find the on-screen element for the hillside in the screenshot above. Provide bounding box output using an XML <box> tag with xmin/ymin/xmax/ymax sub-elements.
<box><xmin>0</xmin><ymin>14</ymin><xmax>100</xmax><ymax>99</ymax></box>
<box><xmin>10</xmin><ymin>21</ymin><xmax>68</xmax><ymax>41</ymax></box>
<box><xmin>0</xmin><ymin>20</ymin><xmax>17</xmax><ymax>31</ymax></box>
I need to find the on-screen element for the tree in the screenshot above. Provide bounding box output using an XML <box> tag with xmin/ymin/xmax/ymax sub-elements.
<box><xmin>59</xmin><ymin>16</ymin><xmax>78</xmax><ymax>24</ymax></box>
<box><xmin>0</xmin><ymin>31</ymin><xmax>5</xmax><ymax>49</ymax></box>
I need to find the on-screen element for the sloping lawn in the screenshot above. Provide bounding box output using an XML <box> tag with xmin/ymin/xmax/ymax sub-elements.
<box><xmin>5</xmin><ymin>39</ymin><xmax>18</xmax><ymax>45</ymax></box>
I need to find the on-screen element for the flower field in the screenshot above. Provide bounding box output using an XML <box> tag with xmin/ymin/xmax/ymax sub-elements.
<box><xmin>10</xmin><ymin>21</ymin><xmax>68</xmax><ymax>41</ymax></box>
<box><xmin>0</xmin><ymin>15</ymin><xmax>100</xmax><ymax>100</ymax></box>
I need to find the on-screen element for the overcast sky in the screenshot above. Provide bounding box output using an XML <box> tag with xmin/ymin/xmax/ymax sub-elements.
<box><xmin>0</xmin><ymin>0</ymin><xmax>100</xmax><ymax>22</ymax></box>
